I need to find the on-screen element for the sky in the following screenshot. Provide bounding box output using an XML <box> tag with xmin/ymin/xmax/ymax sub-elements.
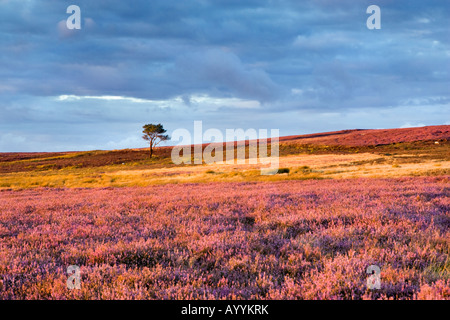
<box><xmin>0</xmin><ymin>0</ymin><xmax>449</xmax><ymax>152</ymax></box>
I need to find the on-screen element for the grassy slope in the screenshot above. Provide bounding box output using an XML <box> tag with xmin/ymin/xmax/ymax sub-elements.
<box><xmin>0</xmin><ymin>126</ymin><xmax>449</xmax><ymax>189</ymax></box>
<box><xmin>0</xmin><ymin>127</ymin><xmax>449</xmax><ymax>300</ymax></box>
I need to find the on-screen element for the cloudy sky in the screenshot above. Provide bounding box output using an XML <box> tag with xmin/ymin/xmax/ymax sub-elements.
<box><xmin>0</xmin><ymin>0</ymin><xmax>449</xmax><ymax>151</ymax></box>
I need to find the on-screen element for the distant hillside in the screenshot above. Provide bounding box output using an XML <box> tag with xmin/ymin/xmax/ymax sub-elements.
<box><xmin>0</xmin><ymin>125</ymin><xmax>448</xmax><ymax>174</ymax></box>
<box><xmin>279</xmin><ymin>125</ymin><xmax>450</xmax><ymax>147</ymax></box>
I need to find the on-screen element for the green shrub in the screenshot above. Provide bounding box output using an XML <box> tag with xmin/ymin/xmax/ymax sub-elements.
<box><xmin>277</xmin><ymin>168</ymin><xmax>290</xmax><ymax>174</ymax></box>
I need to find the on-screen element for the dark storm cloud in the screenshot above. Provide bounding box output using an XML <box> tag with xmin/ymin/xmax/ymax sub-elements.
<box><xmin>169</xmin><ymin>48</ymin><xmax>283</xmax><ymax>102</ymax></box>
<box><xmin>0</xmin><ymin>0</ymin><xmax>449</xmax><ymax>151</ymax></box>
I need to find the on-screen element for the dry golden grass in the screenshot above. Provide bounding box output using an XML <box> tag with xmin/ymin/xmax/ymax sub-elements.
<box><xmin>323</xmin><ymin>159</ymin><xmax>450</xmax><ymax>179</ymax></box>
<box><xmin>1</xmin><ymin>151</ymin><xmax>448</xmax><ymax>189</ymax></box>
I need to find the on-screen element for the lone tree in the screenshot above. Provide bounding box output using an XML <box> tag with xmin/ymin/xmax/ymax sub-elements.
<box><xmin>142</xmin><ymin>123</ymin><xmax>170</xmax><ymax>158</ymax></box>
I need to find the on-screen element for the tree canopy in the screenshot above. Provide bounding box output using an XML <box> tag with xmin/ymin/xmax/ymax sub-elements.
<box><xmin>142</xmin><ymin>123</ymin><xmax>170</xmax><ymax>158</ymax></box>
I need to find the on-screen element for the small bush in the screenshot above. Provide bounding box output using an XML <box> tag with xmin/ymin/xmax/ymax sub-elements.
<box><xmin>277</xmin><ymin>168</ymin><xmax>290</xmax><ymax>174</ymax></box>
<box><xmin>296</xmin><ymin>166</ymin><xmax>312</xmax><ymax>174</ymax></box>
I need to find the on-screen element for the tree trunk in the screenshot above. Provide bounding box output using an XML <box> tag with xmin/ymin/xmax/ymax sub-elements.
<box><xmin>149</xmin><ymin>143</ymin><xmax>153</xmax><ymax>158</ymax></box>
